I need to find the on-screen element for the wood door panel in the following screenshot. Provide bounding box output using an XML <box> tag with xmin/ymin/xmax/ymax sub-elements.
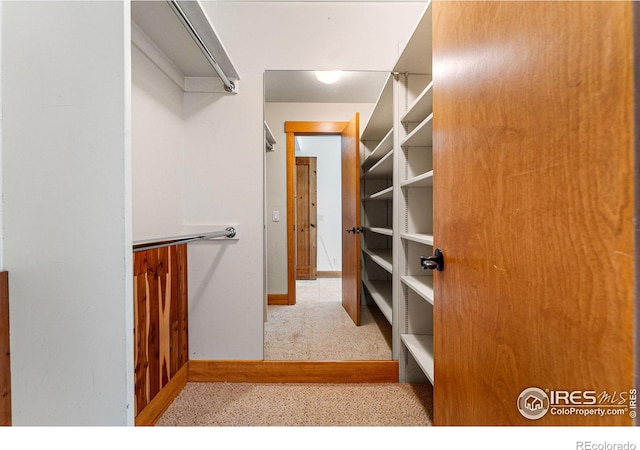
<box><xmin>341</xmin><ymin>113</ymin><xmax>361</xmax><ymax>325</ymax></box>
<box><xmin>296</xmin><ymin>157</ymin><xmax>317</xmax><ymax>280</ymax></box>
<box><xmin>433</xmin><ymin>1</ymin><xmax>635</xmax><ymax>425</ymax></box>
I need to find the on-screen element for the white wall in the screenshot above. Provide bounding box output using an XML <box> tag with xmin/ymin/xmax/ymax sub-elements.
<box><xmin>1</xmin><ymin>1</ymin><xmax>133</xmax><ymax>425</ymax></box>
<box><xmin>296</xmin><ymin>135</ymin><xmax>342</xmax><ymax>273</ymax></box>
<box><xmin>264</xmin><ymin>102</ymin><xmax>375</xmax><ymax>293</ymax></box>
<box><xmin>181</xmin><ymin>1</ymin><xmax>427</xmax><ymax>359</ymax></box>
<box><xmin>132</xmin><ymin>45</ymin><xmax>185</xmax><ymax>241</ymax></box>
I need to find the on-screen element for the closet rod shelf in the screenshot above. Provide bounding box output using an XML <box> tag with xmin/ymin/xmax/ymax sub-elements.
<box><xmin>132</xmin><ymin>0</ymin><xmax>240</xmax><ymax>93</ymax></box>
<box><xmin>133</xmin><ymin>227</ymin><xmax>237</xmax><ymax>252</ymax></box>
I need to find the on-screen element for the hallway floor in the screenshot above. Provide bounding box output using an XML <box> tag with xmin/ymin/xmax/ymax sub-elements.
<box><xmin>263</xmin><ymin>278</ymin><xmax>392</xmax><ymax>360</ymax></box>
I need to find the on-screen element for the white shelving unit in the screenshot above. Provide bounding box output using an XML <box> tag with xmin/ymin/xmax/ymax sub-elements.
<box><xmin>356</xmin><ymin>1</ymin><xmax>434</xmax><ymax>381</ymax></box>
<box><xmin>394</xmin><ymin>3</ymin><xmax>434</xmax><ymax>385</ymax></box>
<box><xmin>358</xmin><ymin>2</ymin><xmax>434</xmax><ymax>383</ymax></box>
<box><xmin>360</xmin><ymin>74</ymin><xmax>395</xmax><ymax>355</ymax></box>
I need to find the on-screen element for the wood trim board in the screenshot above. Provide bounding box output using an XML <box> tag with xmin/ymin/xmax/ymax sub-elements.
<box><xmin>188</xmin><ymin>360</ymin><xmax>399</xmax><ymax>383</ymax></box>
<box><xmin>317</xmin><ymin>271</ymin><xmax>342</xmax><ymax>278</ymax></box>
<box><xmin>135</xmin><ymin>363</ymin><xmax>188</xmax><ymax>426</ymax></box>
<box><xmin>267</xmin><ymin>294</ymin><xmax>290</xmax><ymax>305</ymax></box>
<box><xmin>0</xmin><ymin>272</ymin><xmax>10</xmax><ymax>426</ymax></box>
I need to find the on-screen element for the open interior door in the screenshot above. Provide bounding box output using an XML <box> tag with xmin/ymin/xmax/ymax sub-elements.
<box><xmin>341</xmin><ymin>113</ymin><xmax>361</xmax><ymax>325</ymax></box>
<box><xmin>432</xmin><ymin>1</ymin><xmax>635</xmax><ymax>425</ymax></box>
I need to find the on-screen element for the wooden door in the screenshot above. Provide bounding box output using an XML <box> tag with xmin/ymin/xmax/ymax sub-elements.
<box><xmin>432</xmin><ymin>2</ymin><xmax>636</xmax><ymax>425</ymax></box>
<box><xmin>295</xmin><ymin>157</ymin><xmax>317</xmax><ymax>280</ymax></box>
<box><xmin>341</xmin><ymin>113</ymin><xmax>361</xmax><ymax>325</ymax></box>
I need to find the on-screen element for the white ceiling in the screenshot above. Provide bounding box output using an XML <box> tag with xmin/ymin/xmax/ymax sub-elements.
<box><xmin>264</xmin><ymin>70</ymin><xmax>390</xmax><ymax>103</ymax></box>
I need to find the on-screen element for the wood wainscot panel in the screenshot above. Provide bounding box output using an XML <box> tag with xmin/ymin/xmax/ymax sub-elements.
<box><xmin>134</xmin><ymin>245</ymin><xmax>188</xmax><ymax>418</ymax></box>
<box><xmin>0</xmin><ymin>272</ymin><xmax>10</xmax><ymax>426</ymax></box>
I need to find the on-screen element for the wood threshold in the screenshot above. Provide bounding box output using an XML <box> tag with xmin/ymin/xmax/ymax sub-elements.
<box><xmin>188</xmin><ymin>360</ymin><xmax>399</xmax><ymax>383</ymax></box>
<box><xmin>267</xmin><ymin>294</ymin><xmax>290</xmax><ymax>305</ymax></box>
<box><xmin>135</xmin><ymin>363</ymin><xmax>188</xmax><ymax>426</ymax></box>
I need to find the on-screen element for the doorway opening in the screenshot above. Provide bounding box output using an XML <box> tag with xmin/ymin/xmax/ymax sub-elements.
<box><xmin>295</xmin><ymin>136</ymin><xmax>342</xmax><ymax>281</ymax></box>
<box><xmin>283</xmin><ymin>120</ymin><xmax>362</xmax><ymax>325</ymax></box>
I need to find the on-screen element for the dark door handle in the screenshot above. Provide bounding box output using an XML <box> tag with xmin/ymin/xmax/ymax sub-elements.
<box><xmin>346</xmin><ymin>227</ymin><xmax>363</xmax><ymax>234</ymax></box>
<box><xmin>420</xmin><ymin>248</ymin><xmax>444</xmax><ymax>271</ymax></box>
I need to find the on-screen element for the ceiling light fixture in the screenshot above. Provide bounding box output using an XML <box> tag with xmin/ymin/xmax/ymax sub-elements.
<box><xmin>314</xmin><ymin>70</ymin><xmax>342</xmax><ymax>84</ymax></box>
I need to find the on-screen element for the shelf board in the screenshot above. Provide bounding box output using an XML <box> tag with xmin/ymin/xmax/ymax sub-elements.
<box><xmin>361</xmin><ymin>74</ymin><xmax>394</xmax><ymax>141</ymax></box>
<box><xmin>362</xmin><ymin>128</ymin><xmax>393</xmax><ymax>169</ymax></box>
<box><xmin>131</xmin><ymin>0</ymin><xmax>239</xmax><ymax>89</ymax></box>
<box><xmin>363</xmin><ymin>150</ymin><xmax>393</xmax><ymax>179</ymax></box>
<box><xmin>362</xmin><ymin>280</ymin><xmax>393</xmax><ymax>324</ymax></box>
<box><xmin>401</xmin><ymin>171</ymin><xmax>433</xmax><ymax>188</ymax></box>
<box><xmin>401</xmin><ymin>334</ymin><xmax>434</xmax><ymax>384</ymax></box>
<box><xmin>264</xmin><ymin>121</ymin><xmax>276</xmax><ymax>152</ymax></box>
<box><xmin>394</xmin><ymin>2</ymin><xmax>433</xmax><ymax>74</ymax></box>
<box><xmin>363</xmin><ymin>186</ymin><xmax>393</xmax><ymax>201</ymax></box>
<box><xmin>362</xmin><ymin>248</ymin><xmax>393</xmax><ymax>273</ymax></box>
<box><xmin>363</xmin><ymin>226</ymin><xmax>393</xmax><ymax>237</ymax></box>
<box><xmin>401</xmin><ymin>232</ymin><xmax>434</xmax><ymax>246</ymax></box>
<box><xmin>401</xmin><ymin>275</ymin><xmax>434</xmax><ymax>305</ymax></box>
<box><xmin>264</xmin><ymin>121</ymin><xmax>276</xmax><ymax>145</ymax></box>
<box><xmin>401</xmin><ymin>81</ymin><xmax>434</xmax><ymax>124</ymax></box>
<box><xmin>401</xmin><ymin>113</ymin><xmax>433</xmax><ymax>147</ymax></box>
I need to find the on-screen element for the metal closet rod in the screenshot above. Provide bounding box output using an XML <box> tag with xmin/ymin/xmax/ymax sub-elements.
<box><xmin>167</xmin><ymin>0</ymin><xmax>236</xmax><ymax>93</ymax></box>
<box><xmin>133</xmin><ymin>227</ymin><xmax>236</xmax><ymax>252</ymax></box>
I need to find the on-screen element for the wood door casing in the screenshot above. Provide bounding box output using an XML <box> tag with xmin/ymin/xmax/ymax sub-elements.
<box><xmin>341</xmin><ymin>113</ymin><xmax>361</xmax><ymax>325</ymax></box>
<box><xmin>295</xmin><ymin>157</ymin><xmax>317</xmax><ymax>280</ymax></box>
<box><xmin>433</xmin><ymin>1</ymin><xmax>635</xmax><ymax>425</ymax></box>
<box><xmin>282</xmin><ymin>119</ymin><xmax>361</xmax><ymax>323</ymax></box>
<box><xmin>284</xmin><ymin>121</ymin><xmax>347</xmax><ymax>307</ymax></box>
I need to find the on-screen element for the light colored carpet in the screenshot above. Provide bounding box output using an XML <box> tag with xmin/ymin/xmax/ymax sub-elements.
<box><xmin>264</xmin><ymin>279</ymin><xmax>392</xmax><ymax>360</ymax></box>
<box><xmin>157</xmin><ymin>279</ymin><xmax>430</xmax><ymax>427</ymax></box>
<box><xmin>156</xmin><ymin>382</ymin><xmax>433</xmax><ymax>426</ymax></box>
